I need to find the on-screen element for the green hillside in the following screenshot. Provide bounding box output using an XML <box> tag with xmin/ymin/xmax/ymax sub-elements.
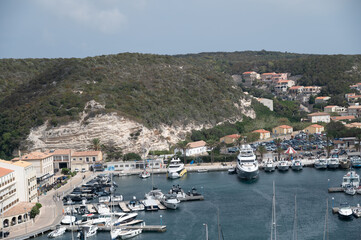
<box><xmin>0</xmin><ymin>51</ymin><xmax>360</xmax><ymax>159</ymax></box>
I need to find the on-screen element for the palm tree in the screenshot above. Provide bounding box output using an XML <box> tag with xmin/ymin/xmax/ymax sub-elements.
<box><xmin>176</xmin><ymin>141</ymin><xmax>189</xmax><ymax>165</ymax></box>
<box><xmin>90</xmin><ymin>138</ymin><xmax>101</xmax><ymax>151</ymax></box>
<box><xmin>206</xmin><ymin>139</ymin><xmax>219</xmax><ymax>165</ymax></box>
<box><xmin>274</xmin><ymin>138</ymin><xmax>282</xmax><ymax>148</ymax></box>
<box><xmin>326</xmin><ymin>133</ymin><xmax>332</xmax><ymax>158</ymax></box>
<box><xmin>276</xmin><ymin>147</ymin><xmax>283</xmax><ymax>162</ymax></box>
<box><xmin>258</xmin><ymin>145</ymin><xmax>267</xmax><ymax>162</ymax></box>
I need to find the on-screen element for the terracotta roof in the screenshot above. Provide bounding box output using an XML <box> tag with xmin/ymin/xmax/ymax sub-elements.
<box><xmin>277</xmin><ymin>80</ymin><xmax>291</xmax><ymax>83</ymax></box>
<box><xmin>315</xmin><ymin>96</ymin><xmax>330</xmax><ymax>99</ymax></box>
<box><xmin>324</xmin><ymin>105</ymin><xmax>337</xmax><ymax>108</ymax></box>
<box><xmin>348</xmin><ymin>95</ymin><xmax>361</xmax><ymax>98</ymax></box>
<box><xmin>348</xmin><ymin>105</ymin><xmax>361</xmax><ymax>109</ymax></box>
<box><xmin>252</xmin><ymin>129</ymin><xmax>270</xmax><ymax>133</ymax></box>
<box><xmin>224</xmin><ymin>134</ymin><xmax>241</xmax><ymax>139</ymax></box>
<box><xmin>277</xmin><ymin>125</ymin><xmax>293</xmax><ymax>129</ymax></box>
<box><xmin>333</xmin><ymin>140</ymin><xmax>345</xmax><ymax>144</ymax></box>
<box><xmin>243</xmin><ymin>71</ymin><xmax>255</xmax><ymax>74</ymax></box>
<box><xmin>308</xmin><ymin>112</ymin><xmax>330</xmax><ymax>117</ymax></box>
<box><xmin>3</xmin><ymin>202</ymin><xmax>35</xmax><ymax>218</ymax></box>
<box><xmin>72</xmin><ymin>151</ymin><xmax>102</xmax><ymax>157</ymax></box>
<box><xmin>309</xmin><ymin>124</ymin><xmax>324</xmax><ymax>128</ymax></box>
<box><xmin>261</xmin><ymin>72</ymin><xmax>276</xmax><ymax>75</ymax></box>
<box><xmin>289</xmin><ymin>86</ymin><xmax>303</xmax><ymax>90</ymax></box>
<box><xmin>331</xmin><ymin>116</ymin><xmax>356</xmax><ymax>121</ymax></box>
<box><xmin>346</xmin><ymin>122</ymin><xmax>361</xmax><ymax>128</ymax></box>
<box><xmin>21</xmin><ymin>152</ymin><xmax>51</xmax><ymax>160</ymax></box>
<box><xmin>0</xmin><ymin>159</ymin><xmax>32</xmax><ymax>168</ymax></box>
<box><xmin>304</xmin><ymin>86</ymin><xmax>320</xmax><ymax>89</ymax></box>
<box><xmin>45</xmin><ymin>149</ymin><xmax>72</xmax><ymax>155</ymax></box>
<box><xmin>187</xmin><ymin>140</ymin><xmax>207</xmax><ymax>149</ymax></box>
<box><xmin>0</xmin><ymin>167</ymin><xmax>14</xmax><ymax>178</ymax></box>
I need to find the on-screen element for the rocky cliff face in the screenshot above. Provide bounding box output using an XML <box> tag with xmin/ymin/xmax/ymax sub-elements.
<box><xmin>27</xmin><ymin>100</ymin><xmax>255</xmax><ymax>154</ymax></box>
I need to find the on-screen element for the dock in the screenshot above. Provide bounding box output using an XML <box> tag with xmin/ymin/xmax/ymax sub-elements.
<box><xmin>60</xmin><ymin>224</ymin><xmax>166</xmax><ymax>232</ymax></box>
<box><xmin>332</xmin><ymin>206</ymin><xmax>361</xmax><ymax>217</ymax></box>
<box><xmin>328</xmin><ymin>187</ymin><xmax>344</xmax><ymax>193</ymax></box>
<box><xmin>179</xmin><ymin>195</ymin><xmax>204</xmax><ymax>202</ymax></box>
<box><xmin>118</xmin><ymin>201</ymin><xmax>131</xmax><ymax>212</ymax></box>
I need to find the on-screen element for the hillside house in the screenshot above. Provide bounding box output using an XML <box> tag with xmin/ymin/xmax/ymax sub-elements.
<box><xmin>252</xmin><ymin>129</ymin><xmax>271</xmax><ymax>140</ymax></box>
<box><xmin>256</xmin><ymin>98</ymin><xmax>274</xmax><ymax>111</ymax></box>
<box><xmin>220</xmin><ymin>134</ymin><xmax>241</xmax><ymax>145</ymax></box>
<box><xmin>274</xmin><ymin>80</ymin><xmax>295</xmax><ymax>93</ymax></box>
<box><xmin>71</xmin><ymin>151</ymin><xmax>103</xmax><ymax>171</ymax></box>
<box><xmin>289</xmin><ymin>86</ymin><xmax>304</xmax><ymax>95</ymax></box>
<box><xmin>346</xmin><ymin>94</ymin><xmax>361</xmax><ymax>103</ymax></box>
<box><xmin>350</xmin><ymin>83</ymin><xmax>361</xmax><ymax>92</ymax></box>
<box><xmin>345</xmin><ymin>122</ymin><xmax>361</xmax><ymax>129</ymax></box>
<box><xmin>315</xmin><ymin>96</ymin><xmax>331</xmax><ymax>104</ymax></box>
<box><xmin>330</xmin><ymin>115</ymin><xmax>355</xmax><ymax>122</ymax></box>
<box><xmin>324</xmin><ymin>105</ymin><xmax>347</xmax><ymax>114</ymax></box>
<box><xmin>307</xmin><ymin>112</ymin><xmax>330</xmax><ymax>123</ymax></box>
<box><xmin>175</xmin><ymin>140</ymin><xmax>207</xmax><ymax>157</ymax></box>
<box><xmin>272</xmin><ymin>125</ymin><xmax>293</xmax><ymax>135</ymax></box>
<box><xmin>304</xmin><ymin>124</ymin><xmax>324</xmax><ymax>134</ymax></box>
<box><xmin>242</xmin><ymin>71</ymin><xmax>260</xmax><ymax>86</ymax></box>
<box><xmin>303</xmin><ymin>86</ymin><xmax>322</xmax><ymax>95</ymax></box>
<box><xmin>348</xmin><ymin>105</ymin><xmax>361</xmax><ymax>117</ymax></box>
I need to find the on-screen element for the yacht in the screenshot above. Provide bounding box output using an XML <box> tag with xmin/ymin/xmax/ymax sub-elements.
<box><xmin>277</xmin><ymin>160</ymin><xmax>289</xmax><ymax>171</ymax></box>
<box><xmin>145</xmin><ymin>188</ymin><xmax>164</xmax><ymax>200</ymax></box>
<box><xmin>47</xmin><ymin>226</ymin><xmax>66</xmax><ymax>238</ymax></box>
<box><xmin>236</xmin><ymin>145</ymin><xmax>259</xmax><ymax>180</ymax></box>
<box><xmin>327</xmin><ymin>158</ymin><xmax>339</xmax><ymax>169</ymax></box>
<box><xmin>127</xmin><ymin>197</ymin><xmax>145</xmax><ymax>211</ymax></box>
<box><xmin>314</xmin><ymin>159</ymin><xmax>328</xmax><ymax>169</ymax></box>
<box><xmin>167</xmin><ymin>158</ymin><xmax>187</xmax><ymax>179</ymax></box>
<box><xmin>351</xmin><ymin>157</ymin><xmax>361</xmax><ymax>168</ymax></box>
<box><xmin>338</xmin><ymin>203</ymin><xmax>353</xmax><ymax>219</ymax></box>
<box><xmin>291</xmin><ymin>160</ymin><xmax>303</xmax><ymax>171</ymax></box>
<box><xmin>111</xmin><ymin>228</ymin><xmax>142</xmax><ymax>240</ymax></box>
<box><xmin>161</xmin><ymin>194</ymin><xmax>180</xmax><ymax>210</ymax></box>
<box><xmin>61</xmin><ymin>215</ymin><xmax>76</xmax><ymax>225</ymax></box>
<box><xmin>341</xmin><ymin>171</ymin><xmax>360</xmax><ymax>188</ymax></box>
<box><xmin>113</xmin><ymin>213</ymin><xmax>138</xmax><ymax>226</ymax></box>
<box><xmin>264</xmin><ymin>159</ymin><xmax>275</xmax><ymax>172</ymax></box>
<box><xmin>111</xmin><ymin>195</ymin><xmax>124</xmax><ymax>202</ymax></box>
<box><xmin>142</xmin><ymin>198</ymin><xmax>159</xmax><ymax>211</ymax></box>
<box><xmin>77</xmin><ymin>225</ymin><xmax>98</xmax><ymax>238</ymax></box>
<box><xmin>99</xmin><ymin>196</ymin><xmax>111</xmax><ymax>203</ymax></box>
<box><xmin>139</xmin><ymin>170</ymin><xmax>150</xmax><ymax>179</ymax></box>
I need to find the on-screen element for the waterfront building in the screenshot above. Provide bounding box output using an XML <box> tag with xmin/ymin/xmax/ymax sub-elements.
<box><xmin>256</xmin><ymin>98</ymin><xmax>274</xmax><ymax>111</ymax></box>
<box><xmin>304</xmin><ymin>124</ymin><xmax>324</xmax><ymax>134</ymax></box>
<box><xmin>0</xmin><ymin>167</ymin><xmax>18</xmax><ymax>213</ymax></box>
<box><xmin>174</xmin><ymin>140</ymin><xmax>207</xmax><ymax>157</ymax></box>
<box><xmin>307</xmin><ymin>112</ymin><xmax>330</xmax><ymax>123</ymax></box>
<box><xmin>103</xmin><ymin>159</ymin><xmax>163</xmax><ymax>171</ymax></box>
<box><xmin>220</xmin><ymin>134</ymin><xmax>241</xmax><ymax>145</ymax></box>
<box><xmin>272</xmin><ymin>125</ymin><xmax>293</xmax><ymax>135</ymax></box>
<box><xmin>252</xmin><ymin>129</ymin><xmax>271</xmax><ymax>140</ymax></box>
<box><xmin>14</xmin><ymin>152</ymin><xmax>55</xmax><ymax>190</ymax></box>
<box><xmin>70</xmin><ymin>151</ymin><xmax>103</xmax><ymax>171</ymax></box>
<box><xmin>45</xmin><ymin>149</ymin><xmax>72</xmax><ymax>171</ymax></box>
<box><xmin>0</xmin><ymin>160</ymin><xmax>37</xmax><ymax>203</ymax></box>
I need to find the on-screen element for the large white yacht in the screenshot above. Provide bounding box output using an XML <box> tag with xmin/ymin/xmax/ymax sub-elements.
<box><xmin>167</xmin><ymin>158</ymin><xmax>187</xmax><ymax>179</ymax></box>
<box><xmin>236</xmin><ymin>145</ymin><xmax>259</xmax><ymax>180</ymax></box>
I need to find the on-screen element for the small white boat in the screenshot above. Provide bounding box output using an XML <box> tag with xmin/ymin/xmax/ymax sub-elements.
<box><xmin>327</xmin><ymin>158</ymin><xmax>339</xmax><ymax>169</ymax></box>
<box><xmin>97</xmin><ymin>204</ymin><xmax>110</xmax><ymax>215</ymax></box>
<box><xmin>264</xmin><ymin>159</ymin><xmax>275</xmax><ymax>172</ymax></box>
<box><xmin>145</xmin><ymin>189</ymin><xmax>164</xmax><ymax>200</ymax></box>
<box><xmin>168</xmin><ymin>185</ymin><xmax>187</xmax><ymax>200</ymax></box>
<box><xmin>161</xmin><ymin>194</ymin><xmax>180</xmax><ymax>210</ymax></box>
<box><xmin>142</xmin><ymin>198</ymin><xmax>159</xmax><ymax>211</ymax></box>
<box><xmin>277</xmin><ymin>161</ymin><xmax>289</xmax><ymax>171</ymax></box>
<box><xmin>139</xmin><ymin>170</ymin><xmax>150</xmax><ymax>179</ymax></box>
<box><xmin>111</xmin><ymin>195</ymin><xmax>124</xmax><ymax>202</ymax></box>
<box><xmin>352</xmin><ymin>205</ymin><xmax>361</xmax><ymax>218</ymax></box>
<box><xmin>344</xmin><ymin>187</ymin><xmax>356</xmax><ymax>196</ymax></box>
<box><xmin>291</xmin><ymin>160</ymin><xmax>303</xmax><ymax>171</ymax></box>
<box><xmin>48</xmin><ymin>226</ymin><xmax>66</xmax><ymax>238</ymax></box>
<box><xmin>342</xmin><ymin>171</ymin><xmax>360</xmax><ymax>188</ymax></box>
<box><xmin>127</xmin><ymin>197</ymin><xmax>145</xmax><ymax>211</ymax></box>
<box><xmin>111</xmin><ymin>228</ymin><xmax>142</xmax><ymax>240</ymax></box>
<box><xmin>314</xmin><ymin>159</ymin><xmax>328</xmax><ymax>169</ymax></box>
<box><xmin>338</xmin><ymin>203</ymin><xmax>353</xmax><ymax>219</ymax></box>
<box><xmin>61</xmin><ymin>215</ymin><xmax>76</xmax><ymax>225</ymax></box>
<box><xmin>113</xmin><ymin>213</ymin><xmax>138</xmax><ymax>226</ymax></box>
<box><xmin>99</xmin><ymin>196</ymin><xmax>111</xmax><ymax>203</ymax></box>
<box><xmin>83</xmin><ymin>225</ymin><xmax>98</xmax><ymax>238</ymax></box>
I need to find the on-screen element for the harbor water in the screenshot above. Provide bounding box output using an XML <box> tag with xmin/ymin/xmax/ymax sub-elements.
<box><xmin>34</xmin><ymin>168</ymin><xmax>361</xmax><ymax>240</ymax></box>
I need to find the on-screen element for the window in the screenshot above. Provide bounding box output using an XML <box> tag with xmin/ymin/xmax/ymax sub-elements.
<box><xmin>92</xmin><ymin>157</ymin><xmax>96</xmax><ymax>162</ymax></box>
<box><xmin>86</xmin><ymin>157</ymin><xmax>89</xmax><ymax>162</ymax></box>
<box><xmin>79</xmin><ymin>158</ymin><xmax>82</xmax><ymax>161</ymax></box>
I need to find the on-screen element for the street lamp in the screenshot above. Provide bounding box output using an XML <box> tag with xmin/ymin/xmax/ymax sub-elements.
<box><xmin>203</xmin><ymin>223</ymin><xmax>208</xmax><ymax>240</ymax></box>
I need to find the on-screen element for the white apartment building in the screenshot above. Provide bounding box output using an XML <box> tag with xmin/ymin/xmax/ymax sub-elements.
<box><xmin>15</xmin><ymin>152</ymin><xmax>55</xmax><ymax>189</ymax></box>
<box><xmin>0</xmin><ymin>168</ymin><xmax>18</xmax><ymax>213</ymax></box>
<box><xmin>348</xmin><ymin>105</ymin><xmax>361</xmax><ymax>117</ymax></box>
<box><xmin>324</xmin><ymin>105</ymin><xmax>347</xmax><ymax>114</ymax></box>
<box><xmin>0</xmin><ymin>160</ymin><xmax>37</xmax><ymax>203</ymax></box>
<box><xmin>46</xmin><ymin>149</ymin><xmax>72</xmax><ymax>171</ymax></box>
<box><xmin>307</xmin><ymin>112</ymin><xmax>331</xmax><ymax>123</ymax></box>
<box><xmin>175</xmin><ymin>140</ymin><xmax>208</xmax><ymax>157</ymax></box>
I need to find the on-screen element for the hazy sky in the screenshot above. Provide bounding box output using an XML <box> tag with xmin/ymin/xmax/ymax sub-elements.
<box><xmin>1</xmin><ymin>0</ymin><xmax>360</xmax><ymax>58</ymax></box>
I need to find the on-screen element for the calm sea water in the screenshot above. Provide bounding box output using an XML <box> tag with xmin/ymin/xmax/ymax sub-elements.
<box><xmin>34</xmin><ymin>168</ymin><xmax>361</xmax><ymax>240</ymax></box>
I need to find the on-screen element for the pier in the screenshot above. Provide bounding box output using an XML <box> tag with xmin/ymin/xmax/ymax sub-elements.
<box><xmin>59</xmin><ymin>224</ymin><xmax>167</xmax><ymax>232</ymax></box>
<box><xmin>328</xmin><ymin>187</ymin><xmax>344</xmax><ymax>193</ymax></box>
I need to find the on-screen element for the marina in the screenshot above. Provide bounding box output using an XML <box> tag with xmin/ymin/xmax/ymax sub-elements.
<box><xmin>26</xmin><ymin>168</ymin><xmax>361</xmax><ymax>240</ymax></box>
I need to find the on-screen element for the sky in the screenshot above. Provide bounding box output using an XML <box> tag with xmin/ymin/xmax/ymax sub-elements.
<box><xmin>0</xmin><ymin>0</ymin><xmax>360</xmax><ymax>59</ymax></box>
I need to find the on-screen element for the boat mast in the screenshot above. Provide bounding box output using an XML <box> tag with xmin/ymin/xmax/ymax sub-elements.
<box><xmin>271</xmin><ymin>181</ymin><xmax>277</xmax><ymax>240</ymax></box>
<box><xmin>292</xmin><ymin>195</ymin><xmax>297</xmax><ymax>240</ymax></box>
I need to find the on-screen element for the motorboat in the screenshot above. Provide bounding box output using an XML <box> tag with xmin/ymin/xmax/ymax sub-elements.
<box><xmin>111</xmin><ymin>195</ymin><xmax>124</xmax><ymax>202</ymax></box>
<box><xmin>351</xmin><ymin>157</ymin><xmax>361</xmax><ymax>168</ymax></box>
<box><xmin>314</xmin><ymin>159</ymin><xmax>328</xmax><ymax>169</ymax></box>
<box><xmin>236</xmin><ymin>145</ymin><xmax>259</xmax><ymax>180</ymax></box>
<box><xmin>139</xmin><ymin>170</ymin><xmax>150</xmax><ymax>179</ymax></box>
<box><xmin>127</xmin><ymin>197</ymin><xmax>145</xmax><ymax>211</ymax></box>
<box><xmin>77</xmin><ymin>225</ymin><xmax>98</xmax><ymax>238</ymax></box>
<box><xmin>186</xmin><ymin>187</ymin><xmax>202</xmax><ymax>197</ymax></box>
<box><xmin>340</xmin><ymin>159</ymin><xmax>351</xmax><ymax>169</ymax></box>
<box><xmin>264</xmin><ymin>159</ymin><xmax>275</xmax><ymax>172</ymax></box>
<box><xmin>78</xmin><ymin>205</ymin><xmax>88</xmax><ymax>215</ymax></box>
<box><xmin>327</xmin><ymin>158</ymin><xmax>339</xmax><ymax>169</ymax></box>
<box><xmin>341</xmin><ymin>171</ymin><xmax>360</xmax><ymax>188</ymax></box>
<box><xmin>61</xmin><ymin>215</ymin><xmax>76</xmax><ymax>225</ymax></box>
<box><xmin>142</xmin><ymin>198</ymin><xmax>159</xmax><ymax>211</ymax></box>
<box><xmin>161</xmin><ymin>194</ymin><xmax>180</xmax><ymax>210</ymax></box>
<box><xmin>338</xmin><ymin>203</ymin><xmax>353</xmax><ymax>219</ymax></box>
<box><xmin>113</xmin><ymin>213</ymin><xmax>138</xmax><ymax>226</ymax></box>
<box><xmin>145</xmin><ymin>188</ymin><xmax>164</xmax><ymax>200</ymax></box>
<box><xmin>64</xmin><ymin>206</ymin><xmax>78</xmax><ymax>215</ymax></box>
<box><xmin>97</xmin><ymin>204</ymin><xmax>110</xmax><ymax>215</ymax></box>
<box><xmin>277</xmin><ymin>160</ymin><xmax>289</xmax><ymax>171</ymax></box>
<box><xmin>168</xmin><ymin>185</ymin><xmax>187</xmax><ymax>200</ymax></box>
<box><xmin>228</xmin><ymin>168</ymin><xmax>236</xmax><ymax>174</ymax></box>
<box><xmin>352</xmin><ymin>205</ymin><xmax>361</xmax><ymax>218</ymax></box>
<box><xmin>291</xmin><ymin>160</ymin><xmax>303</xmax><ymax>171</ymax></box>
<box><xmin>111</xmin><ymin>228</ymin><xmax>142</xmax><ymax>240</ymax></box>
<box><xmin>344</xmin><ymin>187</ymin><xmax>356</xmax><ymax>196</ymax></box>
<box><xmin>47</xmin><ymin>226</ymin><xmax>66</xmax><ymax>238</ymax></box>
<box><xmin>167</xmin><ymin>158</ymin><xmax>187</xmax><ymax>179</ymax></box>
<box><xmin>99</xmin><ymin>196</ymin><xmax>111</xmax><ymax>203</ymax></box>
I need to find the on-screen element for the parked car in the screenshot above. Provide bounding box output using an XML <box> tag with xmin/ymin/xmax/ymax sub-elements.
<box><xmin>0</xmin><ymin>231</ymin><xmax>10</xmax><ymax>238</ymax></box>
<box><xmin>81</xmin><ymin>168</ymin><xmax>86</xmax><ymax>173</ymax></box>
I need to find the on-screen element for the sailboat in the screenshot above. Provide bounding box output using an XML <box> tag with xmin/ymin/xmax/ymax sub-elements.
<box><xmin>271</xmin><ymin>181</ymin><xmax>277</xmax><ymax>240</ymax></box>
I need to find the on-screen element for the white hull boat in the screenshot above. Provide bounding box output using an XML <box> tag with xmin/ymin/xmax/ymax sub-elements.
<box><xmin>139</xmin><ymin>170</ymin><xmax>150</xmax><ymax>179</ymax></box>
<box><xmin>236</xmin><ymin>145</ymin><xmax>259</xmax><ymax>180</ymax></box>
<box><xmin>277</xmin><ymin>161</ymin><xmax>289</xmax><ymax>171</ymax></box>
<box><xmin>111</xmin><ymin>228</ymin><xmax>142</xmax><ymax>239</ymax></box>
<box><xmin>97</xmin><ymin>204</ymin><xmax>111</xmax><ymax>215</ymax></box>
<box><xmin>338</xmin><ymin>204</ymin><xmax>353</xmax><ymax>219</ymax></box>
<box><xmin>327</xmin><ymin>158</ymin><xmax>339</xmax><ymax>169</ymax></box>
<box><xmin>161</xmin><ymin>194</ymin><xmax>180</xmax><ymax>210</ymax></box>
<box><xmin>167</xmin><ymin>158</ymin><xmax>187</xmax><ymax>179</ymax></box>
<box><xmin>113</xmin><ymin>213</ymin><xmax>138</xmax><ymax>226</ymax></box>
<box><xmin>264</xmin><ymin>160</ymin><xmax>275</xmax><ymax>172</ymax></box>
<box><xmin>342</xmin><ymin>171</ymin><xmax>360</xmax><ymax>188</ymax></box>
<box><xmin>291</xmin><ymin>160</ymin><xmax>303</xmax><ymax>171</ymax></box>
<box><xmin>345</xmin><ymin>187</ymin><xmax>356</xmax><ymax>196</ymax></box>
<box><xmin>314</xmin><ymin>159</ymin><xmax>328</xmax><ymax>169</ymax></box>
<box><xmin>48</xmin><ymin>227</ymin><xmax>66</xmax><ymax>238</ymax></box>
<box><xmin>61</xmin><ymin>215</ymin><xmax>76</xmax><ymax>225</ymax></box>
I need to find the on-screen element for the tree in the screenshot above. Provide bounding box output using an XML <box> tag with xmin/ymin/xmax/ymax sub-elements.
<box><xmin>274</xmin><ymin>138</ymin><xmax>282</xmax><ymax>147</ymax></box>
<box><xmin>276</xmin><ymin>147</ymin><xmax>283</xmax><ymax>161</ymax></box>
<box><xmin>101</xmin><ymin>140</ymin><xmax>122</xmax><ymax>161</ymax></box>
<box><xmin>176</xmin><ymin>141</ymin><xmax>189</xmax><ymax>165</ymax></box>
<box><xmin>257</xmin><ymin>145</ymin><xmax>267</xmax><ymax>162</ymax></box>
<box><xmin>123</xmin><ymin>153</ymin><xmax>141</xmax><ymax>161</ymax></box>
<box><xmin>206</xmin><ymin>139</ymin><xmax>219</xmax><ymax>165</ymax></box>
<box><xmin>326</xmin><ymin>133</ymin><xmax>333</xmax><ymax>157</ymax></box>
<box><xmin>89</xmin><ymin>138</ymin><xmax>101</xmax><ymax>151</ymax></box>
